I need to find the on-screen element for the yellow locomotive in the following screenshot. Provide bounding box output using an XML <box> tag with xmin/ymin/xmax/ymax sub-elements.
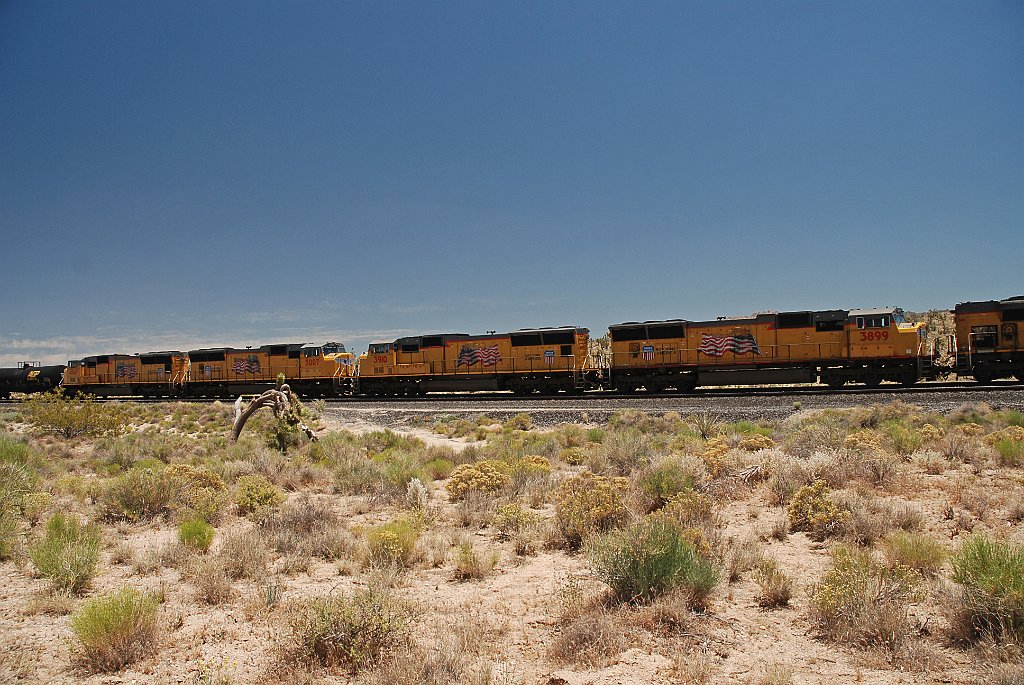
<box><xmin>954</xmin><ymin>296</ymin><xmax>1024</xmax><ymax>383</ymax></box>
<box><xmin>63</xmin><ymin>342</ymin><xmax>355</xmax><ymax>398</ymax></box>
<box><xmin>609</xmin><ymin>307</ymin><xmax>931</xmax><ymax>391</ymax></box>
<box><xmin>357</xmin><ymin>327</ymin><xmax>602</xmax><ymax>395</ymax></box>
<box><xmin>63</xmin><ymin>351</ymin><xmax>189</xmax><ymax>397</ymax></box>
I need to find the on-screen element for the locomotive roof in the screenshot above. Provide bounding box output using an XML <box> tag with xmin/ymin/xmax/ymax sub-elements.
<box><xmin>955</xmin><ymin>296</ymin><xmax>1024</xmax><ymax>313</ymax></box>
<box><xmin>611</xmin><ymin>310</ymin><xmax>851</xmax><ymax>329</ymax></box>
<box><xmin>848</xmin><ymin>307</ymin><xmax>901</xmax><ymax>317</ymax></box>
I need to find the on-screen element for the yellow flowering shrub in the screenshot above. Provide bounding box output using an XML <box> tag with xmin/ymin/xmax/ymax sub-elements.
<box><xmin>367</xmin><ymin>518</ymin><xmax>419</xmax><ymax>567</ymax></box>
<box><xmin>985</xmin><ymin>426</ymin><xmax>1024</xmax><ymax>446</ymax></box>
<box><xmin>788</xmin><ymin>480</ymin><xmax>849</xmax><ymax>541</ymax></box>
<box><xmin>492</xmin><ymin>503</ymin><xmax>541</xmax><ymax>540</ymax></box>
<box><xmin>702</xmin><ymin>437</ymin><xmax>730</xmax><ymax>476</ymax></box>
<box><xmin>446</xmin><ymin>460</ymin><xmax>511</xmax><ymax>500</ymax></box>
<box><xmin>554</xmin><ymin>472</ymin><xmax>629</xmax><ymax>549</ymax></box>
<box><xmin>843</xmin><ymin>431</ymin><xmax>883</xmax><ymax>453</ymax></box>
<box><xmin>919</xmin><ymin>423</ymin><xmax>945</xmax><ymax>442</ymax></box>
<box><xmin>656</xmin><ymin>490</ymin><xmax>717</xmax><ymax>529</ymax></box>
<box><xmin>558</xmin><ymin>447</ymin><xmax>587</xmax><ymax>465</ymax></box>
<box><xmin>958</xmin><ymin>423</ymin><xmax>985</xmax><ymax>437</ymax></box>
<box><xmin>738</xmin><ymin>434</ymin><xmax>775</xmax><ymax>452</ymax></box>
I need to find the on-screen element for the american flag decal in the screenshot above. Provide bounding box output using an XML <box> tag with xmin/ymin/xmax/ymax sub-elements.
<box><xmin>456</xmin><ymin>345</ymin><xmax>501</xmax><ymax>367</ymax></box>
<box><xmin>698</xmin><ymin>334</ymin><xmax>760</xmax><ymax>357</ymax></box>
<box><xmin>642</xmin><ymin>345</ymin><xmax>655</xmax><ymax>361</ymax></box>
<box><xmin>115</xmin><ymin>362</ymin><xmax>137</xmax><ymax>378</ymax></box>
<box><xmin>233</xmin><ymin>355</ymin><xmax>261</xmax><ymax>374</ymax></box>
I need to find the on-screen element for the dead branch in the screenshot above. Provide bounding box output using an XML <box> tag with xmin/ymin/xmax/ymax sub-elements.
<box><xmin>230</xmin><ymin>384</ymin><xmax>318</xmax><ymax>443</ymax></box>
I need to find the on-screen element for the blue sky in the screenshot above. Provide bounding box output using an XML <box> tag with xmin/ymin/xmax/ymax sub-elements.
<box><xmin>1</xmin><ymin>1</ymin><xmax>1022</xmax><ymax>365</ymax></box>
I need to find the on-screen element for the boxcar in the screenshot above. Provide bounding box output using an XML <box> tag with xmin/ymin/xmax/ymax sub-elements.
<box><xmin>609</xmin><ymin>307</ymin><xmax>932</xmax><ymax>391</ymax></box>
<box><xmin>954</xmin><ymin>296</ymin><xmax>1024</xmax><ymax>383</ymax></box>
<box><xmin>357</xmin><ymin>326</ymin><xmax>602</xmax><ymax>395</ymax></box>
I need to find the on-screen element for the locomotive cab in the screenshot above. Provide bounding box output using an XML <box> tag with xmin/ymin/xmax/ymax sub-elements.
<box><xmin>954</xmin><ymin>296</ymin><xmax>1024</xmax><ymax>383</ymax></box>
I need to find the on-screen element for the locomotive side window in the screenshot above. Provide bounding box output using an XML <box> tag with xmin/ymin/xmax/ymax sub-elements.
<box><xmin>857</xmin><ymin>316</ymin><xmax>889</xmax><ymax>329</ymax></box>
<box><xmin>542</xmin><ymin>330</ymin><xmax>575</xmax><ymax>346</ymax></box>
<box><xmin>400</xmin><ymin>343</ymin><xmax>420</xmax><ymax>353</ymax></box>
<box><xmin>511</xmin><ymin>332</ymin><xmax>542</xmax><ymax>346</ymax></box>
<box><xmin>303</xmin><ymin>348</ymin><xmax>321</xmax><ymax>357</ymax></box>
<box><xmin>647</xmin><ymin>324</ymin><xmax>686</xmax><ymax>339</ymax></box>
<box><xmin>971</xmin><ymin>326</ymin><xmax>998</xmax><ymax>349</ymax></box>
<box><xmin>778</xmin><ymin>312</ymin><xmax>812</xmax><ymax>329</ymax></box>
<box><xmin>610</xmin><ymin>327</ymin><xmax>648</xmax><ymax>342</ymax></box>
<box><xmin>1003</xmin><ymin>307</ymin><xmax>1024</xmax><ymax>323</ymax></box>
<box><xmin>369</xmin><ymin>343</ymin><xmax>391</xmax><ymax>354</ymax></box>
<box><xmin>815</xmin><ymin>320</ymin><xmax>844</xmax><ymax>332</ymax></box>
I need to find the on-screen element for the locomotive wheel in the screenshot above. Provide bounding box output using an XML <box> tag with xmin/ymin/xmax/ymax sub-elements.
<box><xmin>863</xmin><ymin>375</ymin><xmax>882</xmax><ymax>388</ymax></box>
<box><xmin>900</xmin><ymin>374</ymin><xmax>918</xmax><ymax>387</ymax></box>
<box><xmin>825</xmin><ymin>376</ymin><xmax>845</xmax><ymax>389</ymax></box>
<box><xmin>974</xmin><ymin>368</ymin><xmax>995</xmax><ymax>385</ymax></box>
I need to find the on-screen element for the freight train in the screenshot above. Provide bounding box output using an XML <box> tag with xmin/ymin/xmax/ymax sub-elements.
<box><xmin>1</xmin><ymin>297</ymin><xmax>1021</xmax><ymax>399</ymax></box>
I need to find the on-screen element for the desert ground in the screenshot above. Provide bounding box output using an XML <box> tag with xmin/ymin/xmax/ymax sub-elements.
<box><xmin>1</xmin><ymin>391</ymin><xmax>1023</xmax><ymax>685</ymax></box>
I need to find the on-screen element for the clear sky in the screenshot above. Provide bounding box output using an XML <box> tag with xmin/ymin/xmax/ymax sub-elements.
<box><xmin>1</xmin><ymin>1</ymin><xmax>1022</xmax><ymax>365</ymax></box>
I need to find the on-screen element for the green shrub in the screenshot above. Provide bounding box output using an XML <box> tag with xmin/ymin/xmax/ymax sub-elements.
<box><xmin>28</xmin><ymin>513</ymin><xmax>102</xmax><ymax>593</ymax></box>
<box><xmin>21</xmin><ymin>390</ymin><xmax>129</xmax><ymax>438</ymax></box>
<box><xmin>636</xmin><ymin>457</ymin><xmax>697</xmax><ymax>511</ymax></box>
<box><xmin>452</xmin><ymin>541</ymin><xmax>499</xmax><ymax>580</ymax></box>
<box><xmin>949</xmin><ymin>533</ymin><xmax>1024</xmax><ymax>643</ymax></box>
<box><xmin>553</xmin><ymin>472</ymin><xmax>629</xmax><ymax>550</ymax></box>
<box><xmin>235</xmin><ymin>474</ymin><xmax>284</xmax><ymax>518</ymax></box>
<box><xmin>100</xmin><ymin>468</ymin><xmax>174</xmax><ymax>521</ymax></box>
<box><xmin>21</xmin><ymin>491</ymin><xmax>53</xmax><ymax>526</ymax></box>
<box><xmin>0</xmin><ymin>510</ymin><xmax>19</xmax><ymax>560</ymax></box>
<box><xmin>597</xmin><ymin>429</ymin><xmax>658</xmax><ymax>475</ymax></box>
<box><xmin>809</xmin><ymin>545</ymin><xmax>919</xmax><ymax>651</ymax></box>
<box><xmin>492</xmin><ymin>502</ymin><xmax>541</xmax><ymax>540</ymax></box>
<box><xmin>881</xmin><ymin>531</ymin><xmax>946</xmax><ymax>577</ymax></box>
<box><xmin>788</xmin><ymin>480</ymin><xmax>849</xmax><ymax>541</ymax></box>
<box><xmin>367</xmin><ymin>518</ymin><xmax>419</xmax><ymax>568</ymax></box>
<box><xmin>71</xmin><ymin>587</ymin><xmax>159</xmax><ymax>672</ymax></box>
<box><xmin>994</xmin><ymin>439</ymin><xmax>1024</xmax><ymax>467</ymax></box>
<box><xmin>587</xmin><ymin>517</ymin><xmax>719</xmax><ymax>606</ymax></box>
<box><xmin>422</xmin><ymin>458</ymin><xmax>454</xmax><ymax>479</ymax></box>
<box><xmin>282</xmin><ymin>586</ymin><xmax>409</xmax><ymax>671</ymax></box>
<box><xmin>178</xmin><ymin>519</ymin><xmax>215</xmax><ymax>552</ymax></box>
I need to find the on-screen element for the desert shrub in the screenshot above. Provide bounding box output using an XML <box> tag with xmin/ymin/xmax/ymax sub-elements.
<box><xmin>809</xmin><ymin>545</ymin><xmax>919</xmax><ymax>651</ymax></box>
<box><xmin>548</xmin><ymin>609</ymin><xmax>628</xmax><ymax>667</ymax></box>
<box><xmin>788</xmin><ymin>480</ymin><xmax>849</xmax><ymax>541</ymax></box>
<box><xmin>185</xmin><ymin>555</ymin><xmax>233</xmax><ymax>604</ymax></box>
<box><xmin>95</xmin><ymin>432</ymin><xmax>187</xmax><ymax>470</ymax></box>
<box><xmin>596</xmin><ymin>429</ymin><xmax>658</xmax><ymax>475</ymax></box>
<box><xmin>492</xmin><ymin>502</ymin><xmax>540</xmax><ymax>540</ymax></box>
<box><xmin>762</xmin><ymin>454</ymin><xmax>812</xmax><ymax>506</ymax></box>
<box><xmin>880</xmin><ymin>420</ymin><xmax>923</xmax><ymax>456</ymax></box>
<box><xmin>782</xmin><ymin>411</ymin><xmax>848</xmax><ymax>457</ymax></box>
<box><xmin>235</xmin><ymin>474</ymin><xmax>284</xmax><ymax>519</ymax></box>
<box><xmin>216</xmin><ymin>529</ymin><xmax>269</xmax><ymax>579</ymax></box>
<box><xmin>738</xmin><ymin>434</ymin><xmax>775</xmax><ymax>451</ymax></box>
<box><xmin>558</xmin><ymin>447</ymin><xmax>587</xmax><ymax>465</ymax></box>
<box><xmin>71</xmin><ymin>587</ymin><xmax>159</xmax><ymax>672</ymax></box>
<box><xmin>281</xmin><ymin>585</ymin><xmax>410</xmax><ymax>671</ymax></box>
<box><xmin>421</xmin><ymin>458</ymin><xmax>454</xmax><ymax>480</ymax></box>
<box><xmin>656</xmin><ymin>489</ymin><xmax>718</xmax><ymax>531</ymax></box>
<box><xmin>21</xmin><ymin>390</ymin><xmax>129</xmax><ymax>439</ymax></box>
<box><xmin>165</xmin><ymin>464</ymin><xmax>227</xmax><ymax>521</ymax></box>
<box><xmin>100</xmin><ymin>468</ymin><xmax>174</xmax><ymax>522</ymax></box>
<box><xmin>724</xmin><ymin>534</ymin><xmax>764</xmax><ymax>583</ymax></box>
<box><xmin>452</xmin><ymin>541</ymin><xmax>499</xmax><ymax>580</ymax></box>
<box><xmin>0</xmin><ymin>510</ymin><xmax>20</xmax><ymax>560</ymax></box>
<box><xmin>178</xmin><ymin>519</ymin><xmax>215</xmax><ymax>552</ymax></box>
<box><xmin>700</xmin><ymin>437</ymin><xmax>731</xmax><ymax>476</ymax></box>
<box><xmin>28</xmin><ymin>513</ymin><xmax>102</xmax><ymax>593</ymax></box>
<box><xmin>753</xmin><ymin>558</ymin><xmax>793</xmax><ymax>608</ymax></box>
<box><xmin>504</xmin><ymin>413</ymin><xmax>533</xmax><ymax>431</ymax></box>
<box><xmin>261</xmin><ymin>494</ymin><xmax>351</xmax><ymax>560</ymax></box>
<box><xmin>588</xmin><ymin>517</ymin><xmax>718</xmax><ymax>606</ymax></box>
<box><xmin>553</xmin><ymin>472</ymin><xmax>629</xmax><ymax>550</ymax></box>
<box><xmin>993</xmin><ymin>437</ymin><xmax>1024</xmax><ymax>467</ymax></box>
<box><xmin>367</xmin><ymin>518</ymin><xmax>420</xmax><ymax>568</ymax></box>
<box><xmin>21</xmin><ymin>491</ymin><xmax>53</xmax><ymax>526</ymax></box>
<box><xmin>881</xmin><ymin>531</ymin><xmax>946</xmax><ymax>577</ymax></box>
<box><xmin>948</xmin><ymin>533</ymin><xmax>1024</xmax><ymax>644</ymax></box>
<box><xmin>635</xmin><ymin>457</ymin><xmax>698</xmax><ymax>511</ymax></box>
<box><xmin>446</xmin><ymin>461</ymin><xmax>510</xmax><ymax>500</ymax></box>
<box><xmin>0</xmin><ymin>460</ymin><xmax>39</xmax><ymax>516</ymax></box>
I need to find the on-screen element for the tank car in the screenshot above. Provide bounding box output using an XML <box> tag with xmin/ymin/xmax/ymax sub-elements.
<box><xmin>609</xmin><ymin>306</ymin><xmax>935</xmax><ymax>391</ymax></box>
<box><xmin>0</xmin><ymin>362</ymin><xmax>65</xmax><ymax>399</ymax></box>
<box><xmin>953</xmin><ymin>296</ymin><xmax>1024</xmax><ymax>383</ymax></box>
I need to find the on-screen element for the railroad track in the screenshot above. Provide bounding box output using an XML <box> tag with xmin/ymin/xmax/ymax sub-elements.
<box><xmin>2</xmin><ymin>379</ymin><xmax>1019</xmax><ymax>405</ymax></box>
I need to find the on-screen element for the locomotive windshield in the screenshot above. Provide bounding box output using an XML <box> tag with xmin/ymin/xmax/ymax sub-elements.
<box><xmin>322</xmin><ymin>342</ymin><xmax>346</xmax><ymax>354</ymax></box>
